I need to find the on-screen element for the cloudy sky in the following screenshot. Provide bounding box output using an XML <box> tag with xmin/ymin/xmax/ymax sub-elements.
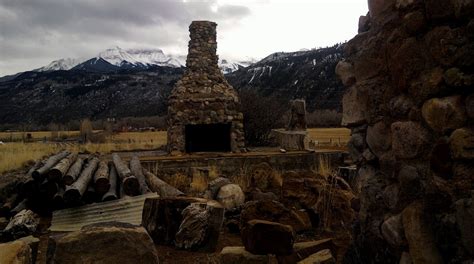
<box><xmin>0</xmin><ymin>0</ymin><xmax>368</xmax><ymax>76</ymax></box>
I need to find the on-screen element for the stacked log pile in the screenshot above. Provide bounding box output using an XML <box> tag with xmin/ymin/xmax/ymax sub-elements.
<box><xmin>1</xmin><ymin>151</ymin><xmax>158</xmax><ymax>218</ymax></box>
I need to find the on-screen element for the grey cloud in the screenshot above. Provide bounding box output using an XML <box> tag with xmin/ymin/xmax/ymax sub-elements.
<box><xmin>0</xmin><ymin>0</ymin><xmax>251</xmax><ymax>75</ymax></box>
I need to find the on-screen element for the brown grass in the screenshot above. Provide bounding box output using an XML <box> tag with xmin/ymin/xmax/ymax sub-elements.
<box><xmin>0</xmin><ymin>142</ymin><xmax>61</xmax><ymax>173</ymax></box>
<box><xmin>307</xmin><ymin>127</ymin><xmax>350</xmax><ymax>150</ymax></box>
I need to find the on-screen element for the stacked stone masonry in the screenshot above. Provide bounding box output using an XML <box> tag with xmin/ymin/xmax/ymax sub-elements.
<box><xmin>337</xmin><ymin>0</ymin><xmax>473</xmax><ymax>263</ymax></box>
<box><xmin>167</xmin><ymin>21</ymin><xmax>245</xmax><ymax>153</ymax></box>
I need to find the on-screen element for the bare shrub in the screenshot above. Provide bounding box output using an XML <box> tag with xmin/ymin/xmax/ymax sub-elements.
<box><xmin>80</xmin><ymin>119</ymin><xmax>93</xmax><ymax>143</ymax></box>
<box><xmin>238</xmin><ymin>89</ymin><xmax>287</xmax><ymax>146</ymax></box>
<box><xmin>307</xmin><ymin>109</ymin><xmax>342</xmax><ymax>128</ymax></box>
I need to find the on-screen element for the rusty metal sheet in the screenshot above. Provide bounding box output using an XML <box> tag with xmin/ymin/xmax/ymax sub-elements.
<box><xmin>50</xmin><ymin>192</ymin><xmax>159</xmax><ymax>232</ymax></box>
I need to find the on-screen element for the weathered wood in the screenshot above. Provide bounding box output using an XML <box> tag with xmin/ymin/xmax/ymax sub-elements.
<box><xmin>94</xmin><ymin>161</ymin><xmax>110</xmax><ymax>195</ymax></box>
<box><xmin>130</xmin><ymin>156</ymin><xmax>150</xmax><ymax>194</ymax></box>
<box><xmin>143</xmin><ymin>169</ymin><xmax>184</xmax><ymax>198</ymax></box>
<box><xmin>142</xmin><ymin>197</ymin><xmax>213</xmax><ymax>246</ymax></box>
<box><xmin>175</xmin><ymin>202</ymin><xmax>224</xmax><ymax>252</ymax></box>
<box><xmin>83</xmin><ymin>185</ymin><xmax>98</xmax><ymax>204</ymax></box>
<box><xmin>64</xmin><ymin>157</ymin><xmax>99</xmax><ymax>204</ymax></box>
<box><xmin>39</xmin><ymin>179</ymin><xmax>58</xmax><ymax>199</ymax></box>
<box><xmin>10</xmin><ymin>199</ymin><xmax>28</xmax><ymax>217</ymax></box>
<box><xmin>32</xmin><ymin>151</ymin><xmax>70</xmax><ymax>181</ymax></box>
<box><xmin>112</xmin><ymin>153</ymin><xmax>139</xmax><ymax>196</ymax></box>
<box><xmin>0</xmin><ymin>194</ymin><xmax>18</xmax><ymax>217</ymax></box>
<box><xmin>102</xmin><ymin>163</ymin><xmax>118</xmax><ymax>202</ymax></box>
<box><xmin>63</xmin><ymin>157</ymin><xmax>85</xmax><ymax>186</ymax></box>
<box><xmin>48</xmin><ymin>153</ymin><xmax>78</xmax><ymax>182</ymax></box>
<box><xmin>3</xmin><ymin>209</ymin><xmax>39</xmax><ymax>241</ymax></box>
<box><xmin>53</xmin><ymin>186</ymin><xmax>65</xmax><ymax>209</ymax></box>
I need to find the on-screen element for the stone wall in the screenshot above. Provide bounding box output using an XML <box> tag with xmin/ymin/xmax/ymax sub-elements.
<box><xmin>140</xmin><ymin>152</ymin><xmax>344</xmax><ymax>195</ymax></box>
<box><xmin>167</xmin><ymin>21</ymin><xmax>245</xmax><ymax>154</ymax></box>
<box><xmin>337</xmin><ymin>0</ymin><xmax>473</xmax><ymax>263</ymax></box>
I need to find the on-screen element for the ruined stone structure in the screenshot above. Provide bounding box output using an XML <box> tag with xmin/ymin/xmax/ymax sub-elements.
<box><xmin>337</xmin><ymin>0</ymin><xmax>474</xmax><ymax>262</ymax></box>
<box><xmin>272</xmin><ymin>99</ymin><xmax>310</xmax><ymax>150</ymax></box>
<box><xmin>167</xmin><ymin>21</ymin><xmax>245</xmax><ymax>154</ymax></box>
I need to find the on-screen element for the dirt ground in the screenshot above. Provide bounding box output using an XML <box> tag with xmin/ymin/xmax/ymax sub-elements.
<box><xmin>155</xmin><ymin>228</ymin><xmax>352</xmax><ymax>263</ymax></box>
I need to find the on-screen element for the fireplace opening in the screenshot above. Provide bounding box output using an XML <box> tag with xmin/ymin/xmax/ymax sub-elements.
<box><xmin>185</xmin><ymin>123</ymin><xmax>232</xmax><ymax>153</ymax></box>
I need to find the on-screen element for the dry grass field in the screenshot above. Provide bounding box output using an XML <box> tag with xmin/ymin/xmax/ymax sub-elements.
<box><xmin>0</xmin><ymin>128</ymin><xmax>349</xmax><ymax>174</ymax></box>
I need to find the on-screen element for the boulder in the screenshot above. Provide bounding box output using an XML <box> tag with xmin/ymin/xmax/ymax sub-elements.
<box><xmin>240</xmin><ymin>200</ymin><xmax>311</xmax><ymax>233</ymax></box>
<box><xmin>465</xmin><ymin>94</ymin><xmax>474</xmax><ymax>119</ymax></box>
<box><xmin>52</xmin><ymin>222</ymin><xmax>159</xmax><ymax>264</ymax></box>
<box><xmin>241</xmin><ymin>220</ymin><xmax>295</xmax><ymax>256</ymax></box>
<box><xmin>391</xmin><ymin>121</ymin><xmax>431</xmax><ymax>159</ymax></box>
<box><xmin>277</xmin><ymin>238</ymin><xmax>336</xmax><ymax>264</ymax></box>
<box><xmin>450</xmin><ymin>127</ymin><xmax>474</xmax><ymax>159</ymax></box>
<box><xmin>174</xmin><ymin>202</ymin><xmax>224</xmax><ymax>251</ymax></box>
<box><xmin>206</xmin><ymin>177</ymin><xmax>230</xmax><ymax>199</ymax></box>
<box><xmin>220</xmin><ymin>246</ymin><xmax>271</xmax><ymax>264</ymax></box>
<box><xmin>422</xmin><ymin>96</ymin><xmax>466</xmax><ymax>133</ymax></box>
<box><xmin>341</xmin><ymin>85</ymin><xmax>367</xmax><ymax>127</ymax></box>
<box><xmin>402</xmin><ymin>201</ymin><xmax>443</xmax><ymax>264</ymax></box>
<box><xmin>399</xmin><ymin>252</ymin><xmax>413</xmax><ymax>264</ymax></box>
<box><xmin>216</xmin><ymin>184</ymin><xmax>245</xmax><ymax>209</ymax></box>
<box><xmin>381</xmin><ymin>214</ymin><xmax>406</xmax><ymax>247</ymax></box>
<box><xmin>425</xmin><ymin>0</ymin><xmax>454</xmax><ymax>20</ymax></box>
<box><xmin>245</xmin><ymin>187</ymin><xmax>278</xmax><ymax>202</ymax></box>
<box><xmin>455</xmin><ymin>196</ymin><xmax>474</xmax><ymax>255</ymax></box>
<box><xmin>368</xmin><ymin>0</ymin><xmax>396</xmax><ymax>22</ymax></box>
<box><xmin>453</xmin><ymin>0</ymin><xmax>474</xmax><ymax>18</ymax></box>
<box><xmin>389</xmin><ymin>95</ymin><xmax>414</xmax><ymax>118</ymax></box>
<box><xmin>403</xmin><ymin>11</ymin><xmax>426</xmax><ymax>34</ymax></box>
<box><xmin>298</xmin><ymin>249</ymin><xmax>335</xmax><ymax>264</ymax></box>
<box><xmin>366</xmin><ymin>121</ymin><xmax>392</xmax><ymax>157</ymax></box>
<box><xmin>0</xmin><ymin>239</ymin><xmax>32</xmax><ymax>264</ymax></box>
<box><xmin>335</xmin><ymin>61</ymin><xmax>356</xmax><ymax>86</ymax></box>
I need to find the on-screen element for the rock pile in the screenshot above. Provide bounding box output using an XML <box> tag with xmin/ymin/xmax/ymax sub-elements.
<box><xmin>167</xmin><ymin>21</ymin><xmax>245</xmax><ymax>154</ymax></box>
<box><xmin>338</xmin><ymin>0</ymin><xmax>474</xmax><ymax>262</ymax></box>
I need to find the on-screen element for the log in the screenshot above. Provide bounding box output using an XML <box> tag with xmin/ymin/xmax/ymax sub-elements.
<box><xmin>63</xmin><ymin>157</ymin><xmax>85</xmax><ymax>186</ymax></box>
<box><xmin>143</xmin><ymin>169</ymin><xmax>184</xmax><ymax>198</ymax></box>
<box><xmin>0</xmin><ymin>194</ymin><xmax>18</xmax><ymax>217</ymax></box>
<box><xmin>39</xmin><ymin>179</ymin><xmax>58</xmax><ymax>199</ymax></box>
<box><xmin>64</xmin><ymin>157</ymin><xmax>99</xmax><ymax>204</ymax></box>
<box><xmin>112</xmin><ymin>153</ymin><xmax>139</xmax><ymax>196</ymax></box>
<box><xmin>83</xmin><ymin>185</ymin><xmax>98</xmax><ymax>204</ymax></box>
<box><xmin>102</xmin><ymin>163</ymin><xmax>118</xmax><ymax>202</ymax></box>
<box><xmin>175</xmin><ymin>202</ymin><xmax>224</xmax><ymax>251</ymax></box>
<box><xmin>94</xmin><ymin>161</ymin><xmax>110</xmax><ymax>195</ymax></box>
<box><xmin>32</xmin><ymin>151</ymin><xmax>70</xmax><ymax>181</ymax></box>
<box><xmin>10</xmin><ymin>199</ymin><xmax>28</xmax><ymax>217</ymax></box>
<box><xmin>142</xmin><ymin>197</ymin><xmax>210</xmax><ymax>245</ymax></box>
<box><xmin>48</xmin><ymin>153</ymin><xmax>78</xmax><ymax>182</ymax></box>
<box><xmin>53</xmin><ymin>186</ymin><xmax>65</xmax><ymax>209</ymax></box>
<box><xmin>130</xmin><ymin>156</ymin><xmax>150</xmax><ymax>194</ymax></box>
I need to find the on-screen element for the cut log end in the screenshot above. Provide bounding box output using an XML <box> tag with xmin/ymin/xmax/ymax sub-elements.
<box><xmin>48</xmin><ymin>169</ymin><xmax>62</xmax><ymax>182</ymax></box>
<box><xmin>102</xmin><ymin>193</ymin><xmax>118</xmax><ymax>202</ymax></box>
<box><xmin>63</xmin><ymin>176</ymin><xmax>74</xmax><ymax>186</ymax></box>
<box><xmin>123</xmin><ymin>176</ymin><xmax>140</xmax><ymax>196</ymax></box>
<box><xmin>95</xmin><ymin>179</ymin><xmax>111</xmax><ymax>195</ymax></box>
<box><xmin>64</xmin><ymin>189</ymin><xmax>81</xmax><ymax>204</ymax></box>
<box><xmin>32</xmin><ymin>171</ymin><xmax>42</xmax><ymax>181</ymax></box>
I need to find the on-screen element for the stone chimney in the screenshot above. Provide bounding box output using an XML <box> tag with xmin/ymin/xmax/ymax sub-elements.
<box><xmin>167</xmin><ymin>21</ymin><xmax>245</xmax><ymax>154</ymax></box>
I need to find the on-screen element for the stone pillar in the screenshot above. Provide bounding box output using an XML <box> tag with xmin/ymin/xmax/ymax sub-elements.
<box><xmin>186</xmin><ymin>21</ymin><xmax>219</xmax><ymax>74</ymax></box>
<box><xmin>338</xmin><ymin>1</ymin><xmax>474</xmax><ymax>263</ymax></box>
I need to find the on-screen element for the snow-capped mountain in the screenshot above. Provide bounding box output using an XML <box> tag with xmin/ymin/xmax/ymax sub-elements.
<box><xmin>36</xmin><ymin>58</ymin><xmax>85</xmax><ymax>71</ymax></box>
<box><xmin>35</xmin><ymin>46</ymin><xmax>253</xmax><ymax>74</ymax></box>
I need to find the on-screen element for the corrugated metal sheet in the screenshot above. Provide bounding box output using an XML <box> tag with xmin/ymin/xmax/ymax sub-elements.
<box><xmin>50</xmin><ymin>192</ymin><xmax>159</xmax><ymax>232</ymax></box>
